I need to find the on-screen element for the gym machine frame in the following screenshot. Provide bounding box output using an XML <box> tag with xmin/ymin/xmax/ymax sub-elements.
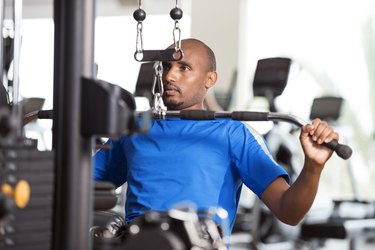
<box><xmin>52</xmin><ymin>0</ymin><xmax>95</xmax><ymax>249</ymax></box>
<box><xmin>53</xmin><ymin>1</ymin><xmax>137</xmax><ymax>249</ymax></box>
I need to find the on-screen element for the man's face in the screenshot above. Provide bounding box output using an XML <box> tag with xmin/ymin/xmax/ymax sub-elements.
<box><xmin>162</xmin><ymin>42</ymin><xmax>212</xmax><ymax>110</ymax></box>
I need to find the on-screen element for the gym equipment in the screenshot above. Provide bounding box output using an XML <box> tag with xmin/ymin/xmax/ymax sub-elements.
<box><xmin>143</xmin><ymin>109</ymin><xmax>352</xmax><ymax>160</ymax></box>
<box><xmin>2</xmin><ymin>1</ymin><xmax>189</xmax><ymax>249</ymax></box>
<box><xmin>299</xmin><ymin>96</ymin><xmax>375</xmax><ymax>250</ymax></box>
<box><xmin>144</xmin><ymin>55</ymin><xmax>352</xmax><ymax>158</ymax></box>
<box><xmin>19</xmin><ymin>98</ymin><xmax>45</xmax><ymax>116</ymax></box>
<box><xmin>0</xmin><ymin>83</ymin><xmax>8</xmax><ymax>107</ymax></box>
<box><xmin>132</xmin><ymin>0</ymin><xmax>186</xmax><ymax>120</ymax></box>
<box><xmin>22</xmin><ymin>77</ymin><xmax>147</xmax><ymax>135</ymax></box>
<box><xmin>0</xmin><ymin>147</ymin><xmax>54</xmax><ymax>250</ymax></box>
<box><xmin>300</xmin><ymin>201</ymin><xmax>375</xmax><ymax>250</ymax></box>
<box><xmin>253</xmin><ymin>57</ymin><xmax>292</xmax><ymax>112</ymax></box>
<box><xmin>246</xmin><ymin>57</ymin><xmax>298</xmax><ymax>249</ymax></box>
<box><xmin>1</xmin><ymin>180</ymin><xmax>30</xmax><ymax>209</ymax></box>
<box><xmin>134</xmin><ymin>62</ymin><xmax>155</xmax><ymax>104</ymax></box>
<box><xmin>150</xmin><ymin>61</ymin><xmax>168</xmax><ymax>117</ymax></box>
<box><xmin>2</xmin><ymin>0</ymin><xmax>358</xmax><ymax>249</ymax></box>
<box><xmin>218</xmin><ymin>59</ymin><xmax>351</xmax><ymax>249</ymax></box>
<box><xmin>0</xmin><ymin>5</ymin><xmax>50</xmax><ymax>247</ymax></box>
<box><xmin>91</xmin><ymin>207</ymin><xmax>228</xmax><ymax>250</ymax></box>
<box><xmin>309</xmin><ymin>96</ymin><xmax>344</xmax><ymax>121</ymax></box>
<box><xmin>132</xmin><ymin>107</ymin><xmax>353</xmax><ymax>249</ymax></box>
<box><xmin>18</xmin><ymin>51</ymin><xmax>353</xmax><ymax>250</ymax></box>
<box><xmin>0</xmin><ymin>28</ymin><xmax>15</xmax><ymax>108</ymax></box>
<box><xmin>93</xmin><ymin>182</ymin><xmax>118</xmax><ymax>211</ymax></box>
<box><xmin>0</xmin><ymin>0</ymin><xmax>141</xmax><ymax>249</ymax></box>
<box><xmin>80</xmin><ymin>78</ymin><xmax>139</xmax><ymax>136</ymax></box>
<box><xmin>133</xmin><ymin>0</ymin><xmax>184</xmax><ymax>62</ymax></box>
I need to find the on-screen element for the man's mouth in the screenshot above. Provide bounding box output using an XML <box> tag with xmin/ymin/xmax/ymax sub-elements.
<box><xmin>164</xmin><ymin>84</ymin><xmax>180</xmax><ymax>95</ymax></box>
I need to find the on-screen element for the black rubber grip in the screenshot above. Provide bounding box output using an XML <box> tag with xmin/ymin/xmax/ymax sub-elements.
<box><xmin>324</xmin><ymin>140</ymin><xmax>353</xmax><ymax>160</ymax></box>
<box><xmin>38</xmin><ymin>110</ymin><xmax>53</xmax><ymax>119</ymax></box>
<box><xmin>180</xmin><ymin>110</ymin><xmax>215</xmax><ymax>120</ymax></box>
<box><xmin>231</xmin><ymin>111</ymin><xmax>269</xmax><ymax>121</ymax></box>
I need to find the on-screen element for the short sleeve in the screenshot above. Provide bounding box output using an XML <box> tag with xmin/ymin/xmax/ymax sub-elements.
<box><xmin>229</xmin><ymin>122</ymin><xmax>289</xmax><ymax>198</ymax></box>
<box><xmin>93</xmin><ymin>137</ymin><xmax>128</xmax><ymax>188</ymax></box>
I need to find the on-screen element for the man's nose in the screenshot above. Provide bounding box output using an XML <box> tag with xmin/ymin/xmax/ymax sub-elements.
<box><xmin>164</xmin><ymin>66</ymin><xmax>178</xmax><ymax>83</ymax></box>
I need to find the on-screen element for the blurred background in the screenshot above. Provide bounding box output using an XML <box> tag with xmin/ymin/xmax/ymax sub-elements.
<box><xmin>2</xmin><ymin>0</ymin><xmax>375</xmax><ymax>249</ymax></box>
<box><xmin>15</xmin><ymin>0</ymin><xmax>375</xmax><ymax>201</ymax></box>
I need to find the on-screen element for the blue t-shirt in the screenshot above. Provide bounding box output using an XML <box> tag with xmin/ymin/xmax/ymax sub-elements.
<box><xmin>93</xmin><ymin>118</ymin><xmax>289</xmax><ymax>230</ymax></box>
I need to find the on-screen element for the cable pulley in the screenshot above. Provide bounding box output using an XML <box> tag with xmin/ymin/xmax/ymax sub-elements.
<box><xmin>133</xmin><ymin>0</ymin><xmax>184</xmax><ymax>62</ymax></box>
<box><xmin>170</xmin><ymin>0</ymin><xmax>183</xmax><ymax>54</ymax></box>
<box><xmin>151</xmin><ymin>61</ymin><xmax>167</xmax><ymax>117</ymax></box>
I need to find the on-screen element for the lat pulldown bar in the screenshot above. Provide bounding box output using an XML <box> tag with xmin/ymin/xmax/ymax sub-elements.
<box><xmin>148</xmin><ymin>110</ymin><xmax>353</xmax><ymax>160</ymax></box>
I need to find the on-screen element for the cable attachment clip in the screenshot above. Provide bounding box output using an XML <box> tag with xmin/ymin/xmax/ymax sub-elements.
<box><xmin>133</xmin><ymin>0</ymin><xmax>146</xmax><ymax>61</ymax></box>
<box><xmin>170</xmin><ymin>0</ymin><xmax>184</xmax><ymax>56</ymax></box>
<box><xmin>151</xmin><ymin>61</ymin><xmax>167</xmax><ymax>119</ymax></box>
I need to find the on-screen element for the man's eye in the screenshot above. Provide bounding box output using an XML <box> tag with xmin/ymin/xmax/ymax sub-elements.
<box><xmin>180</xmin><ymin>65</ymin><xmax>190</xmax><ymax>71</ymax></box>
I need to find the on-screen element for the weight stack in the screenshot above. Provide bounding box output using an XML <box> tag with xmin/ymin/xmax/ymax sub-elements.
<box><xmin>0</xmin><ymin>147</ymin><xmax>55</xmax><ymax>250</ymax></box>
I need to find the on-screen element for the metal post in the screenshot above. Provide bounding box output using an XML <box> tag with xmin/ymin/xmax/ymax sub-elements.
<box><xmin>12</xmin><ymin>0</ymin><xmax>22</xmax><ymax>106</ymax></box>
<box><xmin>52</xmin><ymin>0</ymin><xmax>96</xmax><ymax>249</ymax></box>
<box><xmin>12</xmin><ymin>0</ymin><xmax>22</xmax><ymax>138</ymax></box>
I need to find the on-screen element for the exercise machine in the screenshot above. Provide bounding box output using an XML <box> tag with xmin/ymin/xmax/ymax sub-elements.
<box><xmin>299</xmin><ymin>96</ymin><xmax>375</xmax><ymax>250</ymax></box>
<box><xmin>1</xmin><ymin>0</ymin><xmax>356</xmax><ymax>250</ymax></box>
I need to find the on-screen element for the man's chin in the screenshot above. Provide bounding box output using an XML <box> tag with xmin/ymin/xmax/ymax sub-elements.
<box><xmin>164</xmin><ymin>99</ymin><xmax>183</xmax><ymax>110</ymax></box>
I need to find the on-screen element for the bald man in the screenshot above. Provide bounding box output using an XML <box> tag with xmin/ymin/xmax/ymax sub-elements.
<box><xmin>94</xmin><ymin>38</ymin><xmax>339</xmax><ymax>232</ymax></box>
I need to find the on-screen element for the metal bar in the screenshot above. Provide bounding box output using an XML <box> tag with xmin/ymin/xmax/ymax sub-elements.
<box><xmin>52</xmin><ymin>0</ymin><xmax>95</xmax><ymax>249</ymax></box>
<box><xmin>267</xmin><ymin>112</ymin><xmax>307</xmax><ymax>127</ymax></box>
<box><xmin>12</xmin><ymin>0</ymin><xmax>22</xmax><ymax>106</ymax></box>
<box><xmin>134</xmin><ymin>48</ymin><xmax>184</xmax><ymax>62</ymax></box>
<box><xmin>155</xmin><ymin>110</ymin><xmax>306</xmax><ymax>126</ymax></box>
<box><xmin>139</xmin><ymin>110</ymin><xmax>352</xmax><ymax>159</ymax></box>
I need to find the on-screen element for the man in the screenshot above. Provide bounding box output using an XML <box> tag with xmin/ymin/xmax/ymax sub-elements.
<box><xmin>94</xmin><ymin>38</ymin><xmax>339</xmax><ymax>231</ymax></box>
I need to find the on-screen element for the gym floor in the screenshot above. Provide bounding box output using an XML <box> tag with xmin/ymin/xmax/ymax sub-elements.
<box><xmin>229</xmin><ymin>232</ymin><xmax>375</xmax><ymax>250</ymax></box>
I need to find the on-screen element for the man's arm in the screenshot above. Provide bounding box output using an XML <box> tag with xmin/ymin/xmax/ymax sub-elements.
<box><xmin>93</xmin><ymin>139</ymin><xmax>128</xmax><ymax>188</ymax></box>
<box><xmin>261</xmin><ymin>119</ymin><xmax>339</xmax><ymax>225</ymax></box>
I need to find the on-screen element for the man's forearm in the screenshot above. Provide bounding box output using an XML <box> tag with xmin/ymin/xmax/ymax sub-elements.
<box><xmin>278</xmin><ymin>161</ymin><xmax>323</xmax><ymax>225</ymax></box>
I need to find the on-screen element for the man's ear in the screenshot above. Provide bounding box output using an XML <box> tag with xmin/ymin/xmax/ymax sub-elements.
<box><xmin>205</xmin><ymin>71</ymin><xmax>218</xmax><ymax>89</ymax></box>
